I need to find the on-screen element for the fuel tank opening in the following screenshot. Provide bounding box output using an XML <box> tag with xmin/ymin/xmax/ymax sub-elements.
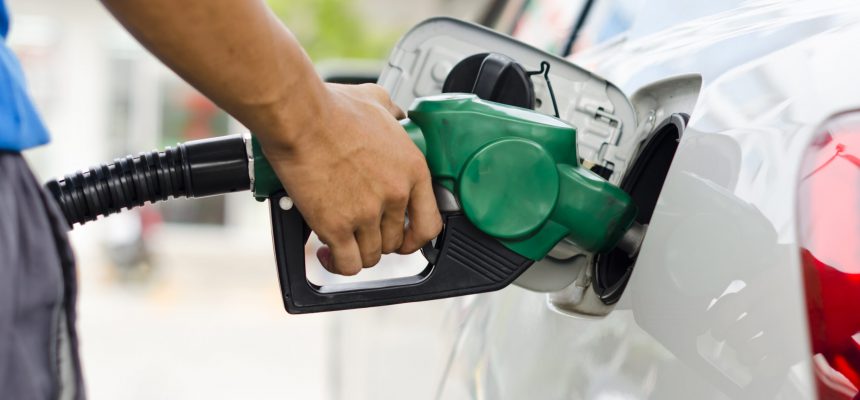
<box><xmin>593</xmin><ymin>114</ymin><xmax>686</xmax><ymax>304</ymax></box>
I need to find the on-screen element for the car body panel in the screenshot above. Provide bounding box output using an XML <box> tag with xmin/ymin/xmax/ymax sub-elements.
<box><xmin>405</xmin><ymin>1</ymin><xmax>860</xmax><ymax>399</ymax></box>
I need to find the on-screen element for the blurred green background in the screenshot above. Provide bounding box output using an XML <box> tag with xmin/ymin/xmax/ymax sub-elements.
<box><xmin>267</xmin><ymin>0</ymin><xmax>398</xmax><ymax>60</ymax></box>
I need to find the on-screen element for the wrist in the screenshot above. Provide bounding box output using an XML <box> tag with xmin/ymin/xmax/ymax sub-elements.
<box><xmin>243</xmin><ymin>70</ymin><xmax>330</xmax><ymax>156</ymax></box>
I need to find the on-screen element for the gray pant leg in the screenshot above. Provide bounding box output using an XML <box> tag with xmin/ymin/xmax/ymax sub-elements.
<box><xmin>0</xmin><ymin>152</ymin><xmax>84</xmax><ymax>399</ymax></box>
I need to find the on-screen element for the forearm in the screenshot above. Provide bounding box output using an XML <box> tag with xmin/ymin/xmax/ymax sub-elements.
<box><xmin>103</xmin><ymin>0</ymin><xmax>441</xmax><ymax>273</ymax></box>
<box><xmin>100</xmin><ymin>0</ymin><xmax>324</xmax><ymax>148</ymax></box>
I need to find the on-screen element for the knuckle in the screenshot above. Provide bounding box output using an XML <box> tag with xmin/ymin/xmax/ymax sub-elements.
<box><xmin>317</xmin><ymin>215</ymin><xmax>345</xmax><ymax>232</ymax></box>
<box><xmin>388</xmin><ymin>187</ymin><xmax>410</xmax><ymax>205</ymax></box>
<box><xmin>354</xmin><ymin>208</ymin><xmax>379</xmax><ymax>226</ymax></box>
<box><xmin>409</xmin><ymin>159</ymin><xmax>431</xmax><ymax>178</ymax></box>
<box><xmin>370</xmin><ymin>83</ymin><xmax>388</xmax><ymax>95</ymax></box>
<box><xmin>362</xmin><ymin>83</ymin><xmax>388</xmax><ymax>98</ymax></box>
<box><xmin>324</xmin><ymin>225</ymin><xmax>352</xmax><ymax>243</ymax></box>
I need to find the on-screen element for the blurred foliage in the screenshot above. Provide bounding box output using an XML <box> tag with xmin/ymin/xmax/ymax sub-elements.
<box><xmin>266</xmin><ymin>0</ymin><xmax>400</xmax><ymax>60</ymax></box>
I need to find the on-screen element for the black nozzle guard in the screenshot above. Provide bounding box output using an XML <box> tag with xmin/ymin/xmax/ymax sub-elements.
<box><xmin>269</xmin><ymin>191</ymin><xmax>534</xmax><ymax>313</ymax></box>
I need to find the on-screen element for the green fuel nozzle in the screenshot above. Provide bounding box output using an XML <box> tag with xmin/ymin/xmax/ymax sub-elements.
<box><xmin>410</xmin><ymin>94</ymin><xmax>637</xmax><ymax>258</ymax></box>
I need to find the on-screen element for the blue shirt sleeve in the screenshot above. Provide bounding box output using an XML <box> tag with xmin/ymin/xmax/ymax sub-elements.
<box><xmin>0</xmin><ymin>0</ymin><xmax>51</xmax><ymax>151</ymax></box>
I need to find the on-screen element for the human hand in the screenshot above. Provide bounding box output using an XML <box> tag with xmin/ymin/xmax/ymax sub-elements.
<box><xmin>258</xmin><ymin>83</ymin><xmax>442</xmax><ymax>276</ymax></box>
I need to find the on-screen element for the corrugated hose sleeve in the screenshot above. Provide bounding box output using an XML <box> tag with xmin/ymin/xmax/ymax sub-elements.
<box><xmin>45</xmin><ymin>134</ymin><xmax>252</xmax><ymax>227</ymax></box>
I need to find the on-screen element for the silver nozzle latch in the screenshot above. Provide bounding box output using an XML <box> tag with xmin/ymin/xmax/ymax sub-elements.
<box><xmin>616</xmin><ymin>222</ymin><xmax>647</xmax><ymax>258</ymax></box>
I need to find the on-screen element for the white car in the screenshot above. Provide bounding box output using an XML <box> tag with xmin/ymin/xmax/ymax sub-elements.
<box><xmin>337</xmin><ymin>1</ymin><xmax>860</xmax><ymax>399</ymax></box>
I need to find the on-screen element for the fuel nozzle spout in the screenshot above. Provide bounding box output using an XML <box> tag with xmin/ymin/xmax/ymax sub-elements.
<box><xmin>615</xmin><ymin>222</ymin><xmax>647</xmax><ymax>258</ymax></box>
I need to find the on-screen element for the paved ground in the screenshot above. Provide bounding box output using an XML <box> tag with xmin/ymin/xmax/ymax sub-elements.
<box><xmin>71</xmin><ymin>223</ymin><xmax>453</xmax><ymax>399</ymax></box>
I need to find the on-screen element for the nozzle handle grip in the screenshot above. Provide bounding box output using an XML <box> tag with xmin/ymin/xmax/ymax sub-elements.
<box><xmin>269</xmin><ymin>191</ymin><xmax>533</xmax><ymax>314</ymax></box>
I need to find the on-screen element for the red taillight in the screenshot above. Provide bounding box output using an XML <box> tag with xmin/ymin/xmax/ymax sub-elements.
<box><xmin>798</xmin><ymin>112</ymin><xmax>860</xmax><ymax>399</ymax></box>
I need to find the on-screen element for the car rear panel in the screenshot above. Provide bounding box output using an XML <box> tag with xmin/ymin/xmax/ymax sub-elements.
<box><xmin>436</xmin><ymin>1</ymin><xmax>860</xmax><ymax>398</ymax></box>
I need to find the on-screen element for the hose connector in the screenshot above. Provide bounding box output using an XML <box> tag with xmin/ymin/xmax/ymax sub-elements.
<box><xmin>46</xmin><ymin>134</ymin><xmax>251</xmax><ymax>227</ymax></box>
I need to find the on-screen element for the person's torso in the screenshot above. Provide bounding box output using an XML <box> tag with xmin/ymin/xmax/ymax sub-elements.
<box><xmin>0</xmin><ymin>0</ymin><xmax>51</xmax><ymax>151</ymax></box>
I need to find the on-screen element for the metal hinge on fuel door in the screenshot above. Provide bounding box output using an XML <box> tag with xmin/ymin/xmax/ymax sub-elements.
<box><xmin>576</xmin><ymin>101</ymin><xmax>624</xmax><ymax>181</ymax></box>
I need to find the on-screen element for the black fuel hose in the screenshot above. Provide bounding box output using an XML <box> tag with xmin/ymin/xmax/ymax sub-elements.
<box><xmin>45</xmin><ymin>134</ymin><xmax>251</xmax><ymax>227</ymax></box>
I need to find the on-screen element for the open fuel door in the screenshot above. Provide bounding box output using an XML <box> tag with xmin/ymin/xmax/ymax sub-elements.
<box><xmin>380</xmin><ymin>18</ymin><xmax>638</xmax><ymax>177</ymax></box>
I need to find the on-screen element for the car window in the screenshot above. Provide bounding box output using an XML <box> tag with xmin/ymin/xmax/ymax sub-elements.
<box><xmin>573</xmin><ymin>0</ymin><xmax>643</xmax><ymax>52</ymax></box>
<box><xmin>511</xmin><ymin>0</ymin><xmax>644</xmax><ymax>55</ymax></box>
<box><xmin>511</xmin><ymin>0</ymin><xmax>584</xmax><ymax>55</ymax></box>
<box><xmin>512</xmin><ymin>0</ymin><xmax>759</xmax><ymax>56</ymax></box>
